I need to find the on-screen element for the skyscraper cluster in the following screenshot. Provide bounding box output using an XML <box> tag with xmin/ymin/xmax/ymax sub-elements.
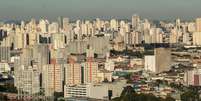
<box><xmin>1</xmin><ymin>15</ymin><xmax>201</xmax><ymax>100</ymax></box>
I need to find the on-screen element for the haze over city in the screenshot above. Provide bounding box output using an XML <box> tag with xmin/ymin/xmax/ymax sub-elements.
<box><xmin>0</xmin><ymin>0</ymin><xmax>201</xmax><ymax>20</ymax></box>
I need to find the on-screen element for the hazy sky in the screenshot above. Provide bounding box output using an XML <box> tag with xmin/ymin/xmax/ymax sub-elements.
<box><xmin>0</xmin><ymin>0</ymin><xmax>201</xmax><ymax>20</ymax></box>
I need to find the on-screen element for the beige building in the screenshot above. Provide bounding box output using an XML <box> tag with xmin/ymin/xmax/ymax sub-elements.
<box><xmin>130</xmin><ymin>58</ymin><xmax>143</xmax><ymax>68</ymax></box>
<box><xmin>193</xmin><ymin>32</ymin><xmax>201</xmax><ymax>45</ymax></box>
<box><xmin>15</xmin><ymin>32</ymin><xmax>25</xmax><ymax>49</ymax></box>
<box><xmin>52</xmin><ymin>33</ymin><xmax>65</xmax><ymax>49</ymax></box>
<box><xmin>82</xmin><ymin>61</ymin><xmax>98</xmax><ymax>84</ymax></box>
<box><xmin>28</xmin><ymin>32</ymin><xmax>37</xmax><ymax>46</ymax></box>
<box><xmin>196</xmin><ymin>18</ymin><xmax>201</xmax><ymax>32</ymax></box>
<box><xmin>132</xmin><ymin>14</ymin><xmax>140</xmax><ymax>29</ymax></box>
<box><xmin>65</xmin><ymin>59</ymin><xmax>98</xmax><ymax>85</ymax></box>
<box><xmin>144</xmin><ymin>28</ymin><xmax>163</xmax><ymax>44</ymax></box>
<box><xmin>42</xmin><ymin>64</ymin><xmax>63</xmax><ymax>96</ymax></box>
<box><xmin>155</xmin><ymin>48</ymin><xmax>171</xmax><ymax>73</ymax></box>
<box><xmin>169</xmin><ymin>28</ymin><xmax>182</xmax><ymax>44</ymax></box>
<box><xmin>97</xmin><ymin>71</ymin><xmax>113</xmax><ymax>82</ymax></box>
<box><xmin>65</xmin><ymin>63</ymin><xmax>82</xmax><ymax>85</ymax></box>
<box><xmin>110</xmin><ymin>19</ymin><xmax>118</xmax><ymax>30</ymax></box>
<box><xmin>0</xmin><ymin>62</ymin><xmax>10</xmax><ymax>73</ymax></box>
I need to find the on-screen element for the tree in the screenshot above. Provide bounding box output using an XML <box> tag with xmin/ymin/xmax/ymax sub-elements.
<box><xmin>164</xmin><ymin>96</ymin><xmax>175</xmax><ymax>101</ymax></box>
<box><xmin>134</xmin><ymin>93</ymin><xmax>160</xmax><ymax>101</ymax></box>
<box><xmin>112</xmin><ymin>86</ymin><xmax>176</xmax><ymax>101</ymax></box>
<box><xmin>119</xmin><ymin>86</ymin><xmax>136</xmax><ymax>101</ymax></box>
<box><xmin>181</xmin><ymin>90</ymin><xmax>199</xmax><ymax>101</ymax></box>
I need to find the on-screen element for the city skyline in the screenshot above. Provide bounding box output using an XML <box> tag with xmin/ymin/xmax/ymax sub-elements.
<box><xmin>1</xmin><ymin>0</ymin><xmax>201</xmax><ymax>101</ymax></box>
<box><xmin>0</xmin><ymin>0</ymin><xmax>201</xmax><ymax>21</ymax></box>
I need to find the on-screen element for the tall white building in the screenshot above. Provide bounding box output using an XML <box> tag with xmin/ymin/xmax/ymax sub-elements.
<box><xmin>15</xmin><ymin>65</ymin><xmax>40</xmax><ymax>94</ymax></box>
<box><xmin>95</xmin><ymin>18</ymin><xmax>101</xmax><ymax>31</ymax></box>
<box><xmin>176</xmin><ymin>18</ymin><xmax>181</xmax><ymax>30</ymax></box>
<box><xmin>145</xmin><ymin>55</ymin><xmax>156</xmax><ymax>72</ymax></box>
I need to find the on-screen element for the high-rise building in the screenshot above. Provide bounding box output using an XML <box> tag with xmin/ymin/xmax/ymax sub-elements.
<box><xmin>58</xmin><ymin>16</ymin><xmax>63</xmax><ymax>29</ymax></box>
<box><xmin>82</xmin><ymin>61</ymin><xmax>98</xmax><ymax>84</ymax></box>
<box><xmin>95</xmin><ymin>18</ymin><xmax>101</xmax><ymax>31</ymax></box>
<box><xmin>19</xmin><ymin>47</ymin><xmax>34</xmax><ymax>67</ymax></box>
<box><xmin>88</xmin><ymin>36</ymin><xmax>110</xmax><ymax>55</ymax></box>
<box><xmin>65</xmin><ymin>55</ymin><xmax>98</xmax><ymax>86</ymax></box>
<box><xmin>196</xmin><ymin>18</ymin><xmax>201</xmax><ymax>32</ymax></box>
<box><xmin>145</xmin><ymin>48</ymin><xmax>171</xmax><ymax>73</ymax></box>
<box><xmin>86</xmin><ymin>45</ymin><xmax>94</xmax><ymax>58</ymax></box>
<box><xmin>28</xmin><ymin>32</ymin><xmax>37</xmax><ymax>46</ymax></box>
<box><xmin>63</xmin><ymin>18</ymin><xmax>69</xmax><ymax>32</ymax></box>
<box><xmin>0</xmin><ymin>46</ymin><xmax>10</xmax><ymax>62</ymax></box>
<box><xmin>132</xmin><ymin>14</ymin><xmax>140</xmax><ymax>29</ymax></box>
<box><xmin>188</xmin><ymin>22</ymin><xmax>196</xmax><ymax>32</ymax></box>
<box><xmin>110</xmin><ymin>19</ymin><xmax>118</xmax><ymax>31</ymax></box>
<box><xmin>142</xmin><ymin>19</ymin><xmax>151</xmax><ymax>30</ymax></box>
<box><xmin>39</xmin><ymin>19</ymin><xmax>48</xmax><ymax>33</ymax></box>
<box><xmin>65</xmin><ymin>62</ymin><xmax>82</xmax><ymax>85</ymax></box>
<box><xmin>32</xmin><ymin>44</ymin><xmax>50</xmax><ymax>72</ymax></box>
<box><xmin>183</xmin><ymin>32</ymin><xmax>191</xmax><ymax>45</ymax></box>
<box><xmin>64</xmin><ymin>29</ymin><xmax>74</xmax><ymax>45</ymax></box>
<box><xmin>144</xmin><ymin>28</ymin><xmax>163</xmax><ymax>44</ymax></box>
<box><xmin>193</xmin><ymin>32</ymin><xmax>201</xmax><ymax>45</ymax></box>
<box><xmin>67</xmin><ymin>36</ymin><xmax>110</xmax><ymax>55</ymax></box>
<box><xmin>0</xmin><ymin>62</ymin><xmax>10</xmax><ymax>73</ymax></box>
<box><xmin>124</xmin><ymin>31</ymin><xmax>142</xmax><ymax>45</ymax></box>
<box><xmin>15</xmin><ymin>65</ymin><xmax>40</xmax><ymax>95</ymax></box>
<box><xmin>176</xmin><ymin>18</ymin><xmax>181</xmax><ymax>30</ymax></box>
<box><xmin>0</xmin><ymin>34</ymin><xmax>11</xmax><ymax>47</ymax></box>
<box><xmin>42</xmin><ymin>63</ymin><xmax>63</xmax><ymax>96</ymax></box>
<box><xmin>155</xmin><ymin>48</ymin><xmax>171</xmax><ymax>73</ymax></box>
<box><xmin>52</xmin><ymin>33</ymin><xmax>65</xmax><ymax>49</ymax></box>
<box><xmin>169</xmin><ymin>28</ymin><xmax>182</xmax><ymax>44</ymax></box>
<box><xmin>145</xmin><ymin>55</ymin><xmax>156</xmax><ymax>72</ymax></box>
<box><xmin>48</xmin><ymin>22</ymin><xmax>59</xmax><ymax>33</ymax></box>
<box><xmin>14</xmin><ymin>32</ymin><xmax>25</xmax><ymax>49</ymax></box>
<box><xmin>184</xmin><ymin>68</ymin><xmax>201</xmax><ymax>86</ymax></box>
